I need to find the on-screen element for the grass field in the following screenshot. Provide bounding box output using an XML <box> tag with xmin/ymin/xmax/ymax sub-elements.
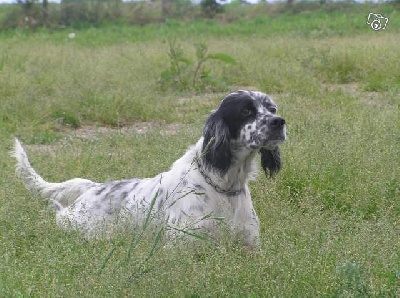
<box><xmin>0</xmin><ymin>3</ymin><xmax>399</xmax><ymax>297</ymax></box>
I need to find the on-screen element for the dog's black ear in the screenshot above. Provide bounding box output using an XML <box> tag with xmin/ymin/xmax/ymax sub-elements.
<box><xmin>202</xmin><ymin>113</ymin><xmax>231</xmax><ymax>175</ymax></box>
<box><xmin>260</xmin><ymin>147</ymin><xmax>281</xmax><ymax>178</ymax></box>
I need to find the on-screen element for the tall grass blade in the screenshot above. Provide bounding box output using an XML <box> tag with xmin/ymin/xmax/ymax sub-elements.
<box><xmin>168</xmin><ymin>226</ymin><xmax>210</xmax><ymax>241</ymax></box>
<box><xmin>146</xmin><ymin>227</ymin><xmax>165</xmax><ymax>261</ymax></box>
<box><xmin>143</xmin><ymin>189</ymin><xmax>159</xmax><ymax>231</ymax></box>
<box><xmin>98</xmin><ymin>246</ymin><xmax>117</xmax><ymax>273</ymax></box>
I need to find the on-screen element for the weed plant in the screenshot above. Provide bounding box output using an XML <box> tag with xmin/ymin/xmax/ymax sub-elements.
<box><xmin>158</xmin><ymin>40</ymin><xmax>236</xmax><ymax>92</ymax></box>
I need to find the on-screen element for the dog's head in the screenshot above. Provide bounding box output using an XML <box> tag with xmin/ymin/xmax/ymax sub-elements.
<box><xmin>202</xmin><ymin>90</ymin><xmax>286</xmax><ymax>177</ymax></box>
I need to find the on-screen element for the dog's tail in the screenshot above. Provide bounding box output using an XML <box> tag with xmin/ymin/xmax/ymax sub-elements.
<box><xmin>12</xmin><ymin>138</ymin><xmax>96</xmax><ymax>210</ymax></box>
<box><xmin>13</xmin><ymin>138</ymin><xmax>49</xmax><ymax>195</ymax></box>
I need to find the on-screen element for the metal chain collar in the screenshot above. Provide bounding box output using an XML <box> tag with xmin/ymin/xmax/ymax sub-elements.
<box><xmin>196</xmin><ymin>160</ymin><xmax>244</xmax><ymax>196</ymax></box>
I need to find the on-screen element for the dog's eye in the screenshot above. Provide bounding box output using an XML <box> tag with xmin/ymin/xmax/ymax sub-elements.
<box><xmin>269</xmin><ymin>107</ymin><xmax>277</xmax><ymax>114</ymax></box>
<box><xmin>241</xmin><ymin>107</ymin><xmax>253</xmax><ymax>117</ymax></box>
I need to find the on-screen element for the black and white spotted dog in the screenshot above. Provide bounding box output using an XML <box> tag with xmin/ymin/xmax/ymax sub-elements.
<box><xmin>13</xmin><ymin>90</ymin><xmax>286</xmax><ymax>249</ymax></box>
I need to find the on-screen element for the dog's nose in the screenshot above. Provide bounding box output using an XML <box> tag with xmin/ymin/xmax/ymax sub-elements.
<box><xmin>270</xmin><ymin>117</ymin><xmax>285</xmax><ymax>128</ymax></box>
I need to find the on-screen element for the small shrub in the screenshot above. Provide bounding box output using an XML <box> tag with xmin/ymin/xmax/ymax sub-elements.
<box><xmin>158</xmin><ymin>40</ymin><xmax>236</xmax><ymax>92</ymax></box>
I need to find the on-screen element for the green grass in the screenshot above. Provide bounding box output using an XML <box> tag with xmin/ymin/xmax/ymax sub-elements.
<box><xmin>0</xmin><ymin>4</ymin><xmax>399</xmax><ymax>297</ymax></box>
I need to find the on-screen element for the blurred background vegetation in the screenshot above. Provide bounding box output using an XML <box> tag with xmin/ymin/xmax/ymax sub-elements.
<box><xmin>1</xmin><ymin>0</ymin><xmax>398</xmax><ymax>29</ymax></box>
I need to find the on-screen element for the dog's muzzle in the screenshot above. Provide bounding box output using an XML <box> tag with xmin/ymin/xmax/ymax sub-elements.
<box><xmin>263</xmin><ymin>116</ymin><xmax>286</xmax><ymax>146</ymax></box>
<box><xmin>269</xmin><ymin>117</ymin><xmax>285</xmax><ymax>129</ymax></box>
<box><xmin>248</xmin><ymin>115</ymin><xmax>287</xmax><ymax>149</ymax></box>
<box><xmin>269</xmin><ymin>116</ymin><xmax>286</xmax><ymax>137</ymax></box>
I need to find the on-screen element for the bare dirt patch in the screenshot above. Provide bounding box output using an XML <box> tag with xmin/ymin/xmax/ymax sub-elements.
<box><xmin>322</xmin><ymin>82</ymin><xmax>360</xmax><ymax>94</ymax></box>
<box><xmin>73</xmin><ymin>121</ymin><xmax>183</xmax><ymax>140</ymax></box>
<box><xmin>25</xmin><ymin>121</ymin><xmax>183</xmax><ymax>153</ymax></box>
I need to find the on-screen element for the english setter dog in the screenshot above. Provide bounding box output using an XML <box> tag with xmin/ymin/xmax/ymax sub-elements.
<box><xmin>13</xmin><ymin>90</ymin><xmax>286</xmax><ymax>249</ymax></box>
